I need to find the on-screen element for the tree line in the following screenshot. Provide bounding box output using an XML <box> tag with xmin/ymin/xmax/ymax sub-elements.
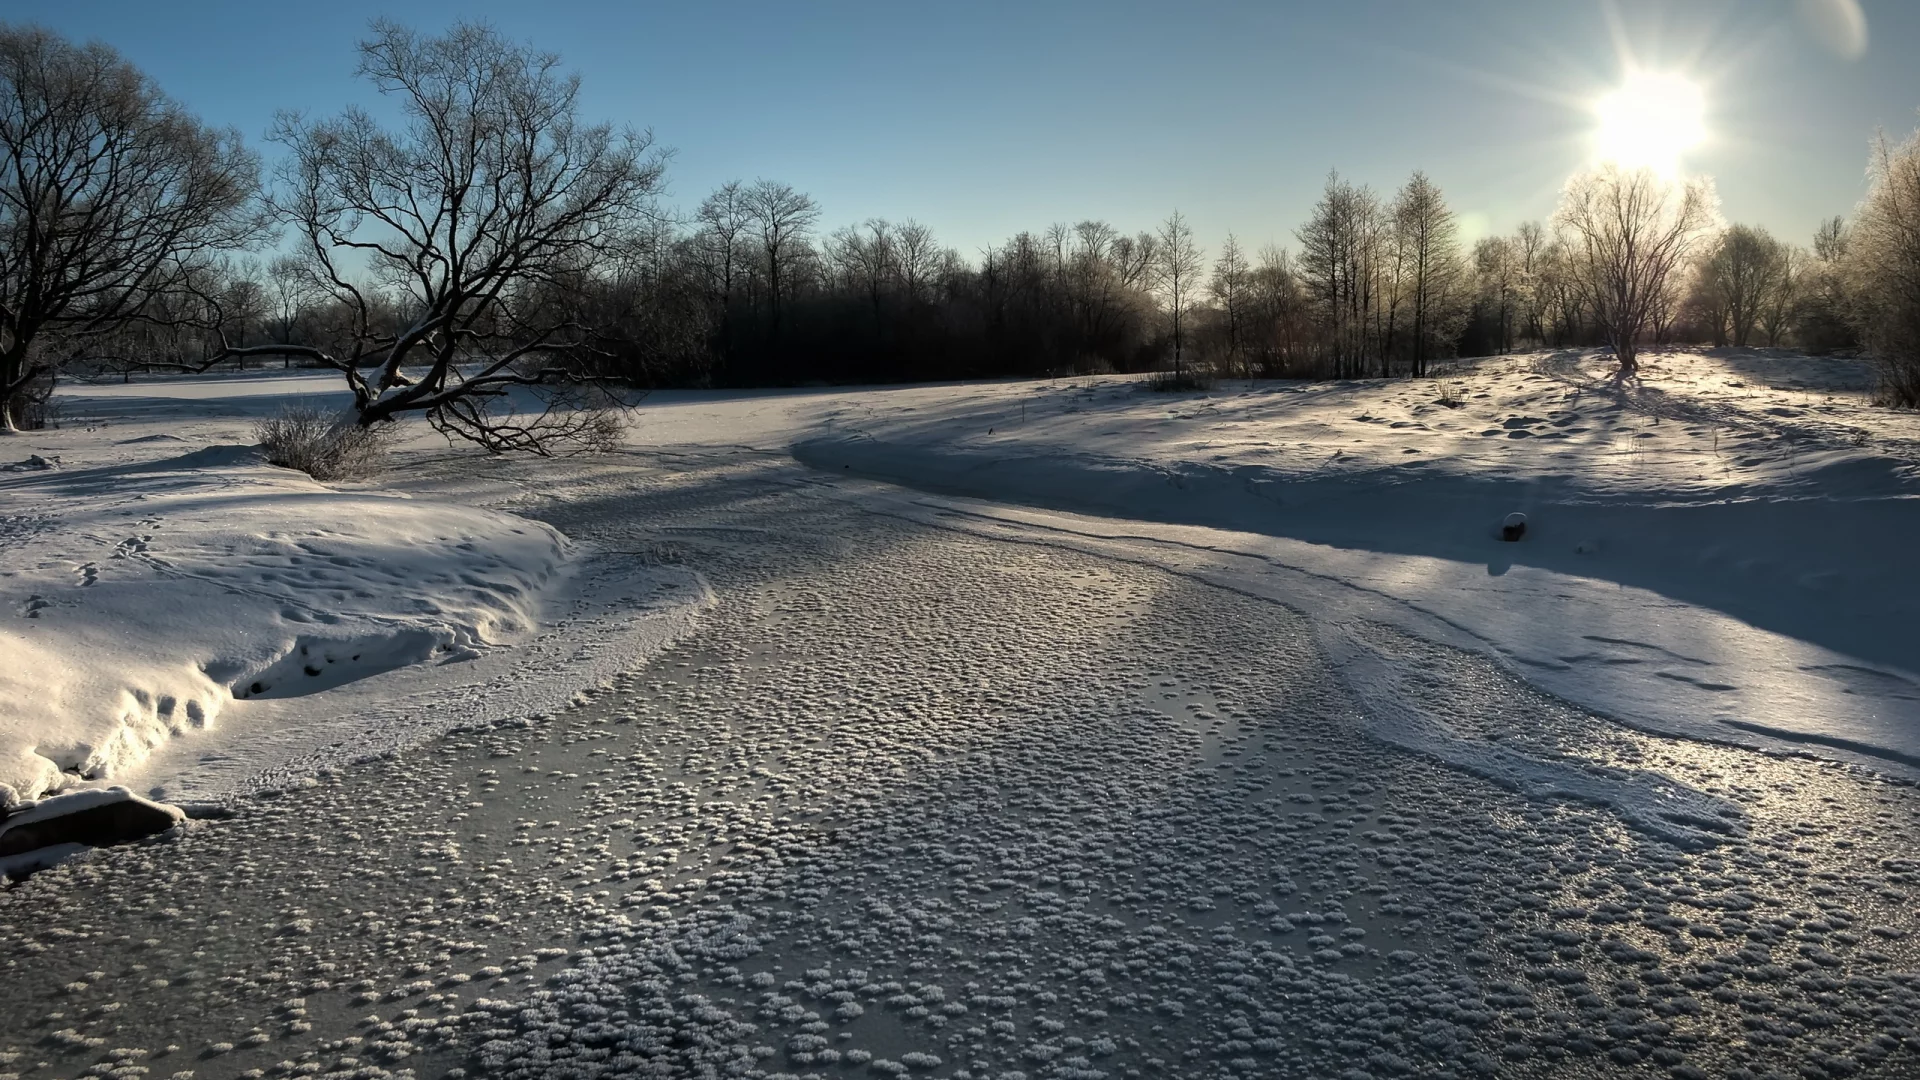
<box><xmin>5</xmin><ymin>19</ymin><xmax>1920</xmax><ymax>446</ymax></box>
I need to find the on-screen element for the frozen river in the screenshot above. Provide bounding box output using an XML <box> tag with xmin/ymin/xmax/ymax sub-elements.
<box><xmin>4</xmin><ymin>450</ymin><xmax>1918</xmax><ymax>1080</ymax></box>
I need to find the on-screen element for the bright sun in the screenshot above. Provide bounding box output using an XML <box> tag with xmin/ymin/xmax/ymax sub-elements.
<box><xmin>1593</xmin><ymin>71</ymin><xmax>1706</xmax><ymax>175</ymax></box>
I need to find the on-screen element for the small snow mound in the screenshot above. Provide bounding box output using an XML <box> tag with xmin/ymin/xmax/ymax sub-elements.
<box><xmin>1498</xmin><ymin>512</ymin><xmax>1527</xmax><ymax>542</ymax></box>
<box><xmin>0</xmin><ymin>786</ymin><xmax>184</xmax><ymax>866</ymax></box>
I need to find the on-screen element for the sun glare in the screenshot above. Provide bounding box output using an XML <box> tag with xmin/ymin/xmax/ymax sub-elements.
<box><xmin>1593</xmin><ymin>71</ymin><xmax>1707</xmax><ymax>175</ymax></box>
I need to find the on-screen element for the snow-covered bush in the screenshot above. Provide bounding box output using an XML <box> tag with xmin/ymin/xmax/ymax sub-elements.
<box><xmin>254</xmin><ymin>405</ymin><xmax>394</xmax><ymax>481</ymax></box>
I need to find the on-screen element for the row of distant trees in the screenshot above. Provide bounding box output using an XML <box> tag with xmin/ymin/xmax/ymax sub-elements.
<box><xmin>6</xmin><ymin>20</ymin><xmax>1920</xmax><ymax>446</ymax></box>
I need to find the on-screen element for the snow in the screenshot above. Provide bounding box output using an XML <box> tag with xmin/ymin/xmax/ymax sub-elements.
<box><xmin>2</xmin><ymin>371</ymin><xmax>707</xmax><ymax>806</ymax></box>
<box><xmin>10</xmin><ymin>346</ymin><xmax>1914</xmax><ymax>812</ymax></box>
<box><xmin>782</xmin><ymin>348</ymin><xmax>1920</xmax><ymax>780</ymax></box>
<box><xmin>0</xmin><ymin>785</ymin><xmax>181</xmax><ymax>835</ymax></box>
<box><xmin>0</xmin><ymin>786</ymin><xmax>186</xmax><ymax>880</ymax></box>
<box><xmin>0</xmin><ymin>842</ymin><xmax>89</xmax><ymax>881</ymax></box>
<box><xmin>3</xmin><ymin>364</ymin><xmax>1920</xmax><ymax>1080</ymax></box>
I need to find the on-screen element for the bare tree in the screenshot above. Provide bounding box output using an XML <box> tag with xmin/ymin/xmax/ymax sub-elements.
<box><xmin>828</xmin><ymin>219</ymin><xmax>900</xmax><ymax>330</ymax></box>
<box><xmin>694</xmin><ymin>181</ymin><xmax>751</xmax><ymax>356</ymax></box>
<box><xmin>1297</xmin><ymin>173</ymin><xmax>1384</xmax><ymax>377</ymax></box>
<box><xmin>1392</xmin><ymin>172</ymin><xmax>1464</xmax><ymax>377</ymax></box>
<box><xmin>893</xmin><ymin>219</ymin><xmax>939</xmax><ymax>305</ymax></box>
<box><xmin>1209</xmin><ymin>234</ymin><xmax>1251</xmax><ymax>374</ymax></box>
<box><xmin>744</xmin><ymin>179</ymin><xmax>819</xmax><ymax>346</ymax></box>
<box><xmin>0</xmin><ymin>24</ymin><xmax>262</xmax><ymax>430</ymax></box>
<box><xmin>1553</xmin><ymin>163</ymin><xmax>1718</xmax><ymax>376</ymax></box>
<box><xmin>1154</xmin><ymin>210</ymin><xmax>1204</xmax><ymax>376</ymax></box>
<box><xmin>213</xmin><ymin>21</ymin><xmax>670</xmax><ymax>451</ymax></box>
<box><xmin>265</xmin><ymin>255</ymin><xmax>311</xmax><ymax>358</ymax></box>
<box><xmin>1248</xmin><ymin>245</ymin><xmax>1309</xmax><ymax>376</ymax></box>
<box><xmin>1815</xmin><ymin>215</ymin><xmax>1847</xmax><ymax>262</ymax></box>
<box><xmin>215</xmin><ymin>260</ymin><xmax>266</xmax><ymax>367</ymax></box>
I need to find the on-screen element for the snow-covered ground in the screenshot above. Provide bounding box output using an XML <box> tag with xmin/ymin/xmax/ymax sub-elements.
<box><xmin>4</xmin><ymin>350</ymin><xmax>1920</xmax><ymax>1080</ymax></box>
<box><xmin>1</xmin><ymin>370</ymin><xmax>706</xmax><ymax>806</ymax></box>
<box><xmin>8</xmin><ymin>348</ymin><xmax>1915</xmax><ymax>807</ymax></box>
<box><xmin>10</xmin><ymin>348</ymin><xmax>1915</xmax><ymax>806</ymax></box>
<box><xmin>3</xmin><ymin>408</ymin><xmax>1918</xmax><ymax>1080</ymax></box>
<box><xmin>785</xmin><ymin>349</ymin><xmax>1920</xmax><ymax>780</ymax></box>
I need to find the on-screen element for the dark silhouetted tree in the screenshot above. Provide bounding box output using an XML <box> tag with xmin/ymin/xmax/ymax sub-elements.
<box><xmin>218</xmin><ymin>20</ymin><xmax>669</xmax><ymax>451</ymax></box>
<box><xmin>0</xmin><ymin>23</ymin><xmax>261</xmax><ymax>429</ymax></box>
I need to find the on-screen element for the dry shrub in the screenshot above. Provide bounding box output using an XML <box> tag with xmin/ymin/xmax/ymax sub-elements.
<box><xmin>577</xmin><ymin>407</ymin><xmax>628</xmax><ymax>453</ymax></box>
<box><xmin>254</xmin><ymin>405</ymin><xmax>394</xmax><ymax>480</ymax></box>
<box><xmin>1145</xmin><ymin>367</ymin><xmax>1216</xmax><ymax>393</ymax></box>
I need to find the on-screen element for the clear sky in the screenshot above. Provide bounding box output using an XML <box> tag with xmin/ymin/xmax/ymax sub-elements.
<box><xmin>9</xmin><ymin>0</ymin><xmax>1916</xmax><ymax>260</ymax></box>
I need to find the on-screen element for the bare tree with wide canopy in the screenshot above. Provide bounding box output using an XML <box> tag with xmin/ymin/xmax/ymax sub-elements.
<box><xmin>223</xmin><ymin>20</ymin><xmax>671</xmax><ymax>451</ymax></box>
<box><xmin>0</xmin><ymin>23</ymin><xmax>262</xmax><ymax>431</ymax></box>
<box><xmin>1553</xmin><ymin>163</ymin><xmax>1717</xmax><ymax>376</ymax></box>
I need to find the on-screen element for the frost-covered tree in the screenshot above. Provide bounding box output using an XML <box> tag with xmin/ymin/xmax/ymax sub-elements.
<box><xmin>1473</xmin><ymin>236</ymin><xmax>1522</xmax><ymax>356</ymax></box>
<box><xmin>1697</xmin><ymin>225</ymin><xmax>1789</xmax><ymax>347</ymax></box>
<box><xmin>1756</xmin><ymin>245</ymin><xmax>1803</xmax><ymax>348</ymax></box>
<box><xmin>1844</xmin><ymin>127</ymin><xmax>1920</xmax><ymax>406</ymax></box>
<box><xmin>1553</xmin><ymin>164</ymin><xmax>1718</xmax><ymax>376</ymax></box>
<box><xmin>217</xmin><ymin>20</ymin><xmax>670</xmax><ymax>451</ymax></box>
<box><xmin>1297</xmin><ymin>173</ymin><xmax>1385</xmax><ymax>377</ymax></box>
<box><xmin>1245</xmin><ymin>245</ymin><xmax>1311</xmax><ymax>376</ymax></box>
<box><xmin>1513</xmin><ymin>220</ymin><xmax>1549</xmax><ymax>345</ymax></box>
<box><xmin>1793</xmin><ymin>217</ymin><xmax>1855</xmax><ymax>354</ymax></box>
<box><xmin>0</xmin><ymin>24</ymin><xmax>261</xmax><ymax>430</ymax></box>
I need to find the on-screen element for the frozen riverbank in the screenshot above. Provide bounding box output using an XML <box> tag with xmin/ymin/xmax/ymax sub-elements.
<box><xmin>4</xmin><ymin>449</ymin><xmax>1917</xmax><ymax>1080</ymax></box>
<box><xmin>1</xmin><ymin>393</ymin><xmax>707</xmax><ymax>808</ymax></box>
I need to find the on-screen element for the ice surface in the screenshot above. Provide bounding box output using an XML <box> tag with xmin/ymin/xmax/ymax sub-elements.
<box><xmin>21</xmin><ymin>348</ymin><xmax>1915</xmax><ymax>806</ymax></box>
<box><xmin>0</xmin><ymin>841</ymin><xmax>89</xmax><ymax>880</ymax></box>
<box><xmin>1316</xmin><ymin>620</ymin><xmax>1746</xmax><ymax>849</ymax></box>
<box><xmin>3</xmin><ymin>435</ymin><xmax>1919</xmax><ymax>1080</ymax></box>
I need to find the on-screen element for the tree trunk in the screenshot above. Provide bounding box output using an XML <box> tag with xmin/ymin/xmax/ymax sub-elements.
<box><xmin>1</xmin><ymin>346</ymin><xmax>35</xmax><ymax>433</ymax></box>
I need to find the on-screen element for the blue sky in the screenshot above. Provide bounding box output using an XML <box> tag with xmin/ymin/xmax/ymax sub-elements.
<box><xmin>11</xmin><ymin>0</ymin><xmax>1917</xmax><ymax>260</ymax></box>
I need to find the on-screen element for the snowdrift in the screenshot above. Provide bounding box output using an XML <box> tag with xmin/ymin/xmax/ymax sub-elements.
<box><xmin>0</xmin><ymin>444</ymin><xmax>568</xmax><ymax>804</ymax></box>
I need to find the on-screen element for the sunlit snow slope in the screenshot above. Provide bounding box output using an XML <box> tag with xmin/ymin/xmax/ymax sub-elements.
<box><xmin>792</xmin><ymin>349</ymin><xmax>1920</xmax><ymax>777</ymax></box>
